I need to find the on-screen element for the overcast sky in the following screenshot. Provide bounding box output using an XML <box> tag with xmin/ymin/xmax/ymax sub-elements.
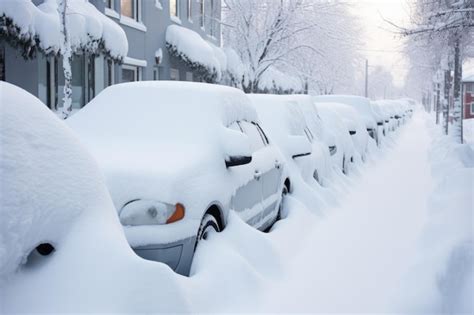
<box><xmin>349</xmin><ymin>0</ymin><xmax>413</xmax><ymax>88</ymax></box>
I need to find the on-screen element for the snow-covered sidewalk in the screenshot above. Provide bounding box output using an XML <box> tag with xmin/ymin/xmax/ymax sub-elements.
<box><xmin>263</xmin><ymin>112</ymin><xmax>435</xmax><ymax>312</ymax></box>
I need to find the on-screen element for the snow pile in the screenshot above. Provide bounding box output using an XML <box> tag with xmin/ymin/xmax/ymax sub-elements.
<box><xmin>258</xmin><ymin>67</ymin><xmax>302</xmax><ymax>93</ymax></box>
<box><xmin>166</xmin><ymin>25</ymin><xmax>221</xmax><ymax>81</ymax></box>
<box><xmin>0</xmin><ymin>82</ymin><xmax>112</xmax><ymax>278</ymax></box>
<box><xmin>395</xmin><ymin>118</ymin><xmax>473</xmax><ymax>313</ymax></box>
<box><xmin>0</xmin><ymin>0</ymin><xmax>127</xmax><ymax>61</ymax></box>
<box><xmin>463</xmin><ymin>118</ymin><xmax>474</xmax><ymax>144</ymax></box>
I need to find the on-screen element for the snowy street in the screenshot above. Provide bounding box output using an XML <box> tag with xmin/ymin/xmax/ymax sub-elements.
<box><xmin>1</xmin><ymin>0</ymin><xmax>473</xmax><ymax>313</ymax></box>
<box><xmin>179</xmin><ymin>111</ymin><xmax>472</xmax><ymax>313</ymax></box>
<box><xmin>263</xmin><ymin>111</ymin><xmax>434</xmax><ymax>312</ymax></box>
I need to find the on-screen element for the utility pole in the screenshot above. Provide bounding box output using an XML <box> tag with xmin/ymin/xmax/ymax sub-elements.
<box><xmin>365</xmin><ymin>59</ymin><xmax>368</xmax><ymax>98</ymax></box>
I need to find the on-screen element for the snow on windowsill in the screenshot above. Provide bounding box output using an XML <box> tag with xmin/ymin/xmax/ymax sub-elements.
<box><xmin>120</xmin><ymin>16</ymin><xmax>147</xmax><ymax>32</ymax></box>
<box><xmin>170</xmin><ymin>16</ymin><xmax>182</xmax><ymax>25</ymax></box>
<box><xmin>123</xmin><ymin>56</ymin><xmax>148</xmax><ymax>67</ymax></box>
<box><xmin>104</xmin><ymin>8</ymin><xmax>119</xmax><ymax>19</ymax></box>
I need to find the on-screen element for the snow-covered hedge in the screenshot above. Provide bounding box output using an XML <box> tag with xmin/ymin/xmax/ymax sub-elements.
<box><xmin>0</xmin><ymin>0</ymin><xmax>128</xmax><ymax>61</ymax></box>
<box><xmin>257</xmin><ymin>67</ymin><xmax>303</xmax><ymax>94</ymax></box>
<box><xmin>166</xmin><ymin>24</ymin><xmax>221</xmax><ymax>82</ymax></box>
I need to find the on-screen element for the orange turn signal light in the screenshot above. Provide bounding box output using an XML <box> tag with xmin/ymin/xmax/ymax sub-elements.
<box><xmin>166</xmin><ymin>203</ymin><xmax>185</xmax><ymax>224</ymax></box>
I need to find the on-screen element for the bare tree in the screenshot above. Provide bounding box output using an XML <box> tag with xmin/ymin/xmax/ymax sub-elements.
<box><xmin>58</xmin><ymin>0</ymin><xmax>73</xmax><ymax>119</ymax></box>
<box><xmin>395</xmin><ymin>0</ymin><xmax>474</xmax><ymax>142</ymax></box>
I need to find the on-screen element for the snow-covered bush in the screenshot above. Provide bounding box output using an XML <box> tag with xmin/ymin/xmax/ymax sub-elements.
<box><xmin>0</xmin><ymin>0</ymin><xmax>128</xmax><ymax>61</ymax></box>
<box><xmin>256</xmin><ymin>67</ymin><xmax>303</xmax><ymax>95</ymax></box>
<box><xmin>166</xmin><ymin>25</ymin><xmax>221</xmax><ymax>82</ymax></box>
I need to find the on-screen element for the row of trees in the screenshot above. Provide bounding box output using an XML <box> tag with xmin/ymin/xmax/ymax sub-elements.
<box><xmin>221</xmin><ymin>0</ymin><xmax>363</xmax><ymax>94</ymax></box>
<box><xmin>399</xmin><ymin>0</ymin><xmax>474</xmax><ymax>142</ymax></box>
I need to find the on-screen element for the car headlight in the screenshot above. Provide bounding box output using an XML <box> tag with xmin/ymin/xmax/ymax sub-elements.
<box><xmin>119</xmin><ymin>199</ymin><xmax>185</xmax><ymax>226</ymax></box>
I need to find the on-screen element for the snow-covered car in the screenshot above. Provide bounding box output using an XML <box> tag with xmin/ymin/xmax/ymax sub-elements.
<box><xmin>314</xmin><ymin>101</ymin><xmax>368</xmax><ymax>163</ymax></box>
<box><xmin>315</xmin><ymin>102</ymin><xmax>357</xmax><ymax>174</ymax></box>
<box><xmin>371</xmin><ymin>101</ymin><xmax>391</xmax><ymax>137</ymax></box>
<box><xmin>67</xmin><ymin>81</ymin><xmax>290</xmax><ymax>276</ymax></box>
<box><xmin>248</xmin><ymin>94</ymin><xmax>329</xmax><ymax>186</ymax></box>
<box><xmin>313</xmin><ymin>95</ymin><xmax>380</xmax><ymax>146</ymax></box>
<box><xmin>379</xmin><ymin>100</ymin><xmax>399</xmax><ymax>131</ymax></box>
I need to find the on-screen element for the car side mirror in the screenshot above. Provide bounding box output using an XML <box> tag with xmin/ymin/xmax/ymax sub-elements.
<box><xmin>225</xmin><ymin>155</ymin><xmax>252</xmax><ymax>168</ymax></box>
<box><xmin>287</xmin><ymin>135</ymin><xmax>312</xmax><ymax>159</ymax></box>
<box><xmin>222</xmin><ymin>127</ymin><xmax>253</xmax><ymax>168</ymax></box>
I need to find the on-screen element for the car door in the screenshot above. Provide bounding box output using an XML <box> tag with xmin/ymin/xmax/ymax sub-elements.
<box><xmin>255</xmin><ymin>123</ymin><xmax>283</xmax><ymax>228</ymax></box>
<box><xmin>229</xmin><ymin>121</ymin><xmax>264</xmax><ymax>227</ymax></box>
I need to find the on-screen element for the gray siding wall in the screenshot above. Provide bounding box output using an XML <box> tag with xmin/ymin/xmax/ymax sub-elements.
<box><xmin>0</xmin><ymin>0</ymin><xmax>222</xmax><ymax>108</ymax></box>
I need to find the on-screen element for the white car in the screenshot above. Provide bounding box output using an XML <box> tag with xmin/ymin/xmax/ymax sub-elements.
<box><xmin>67</xmin><ymin>81</ymin><xmax>291</xmax><ymax>275</ymax></box>
<box><xmin>313</xmin><ymin>95</ymin><xmax>380</xmax><ymax>146</ymax></box>
<box><xmin>315</xmin><ymin>102</ymin><xmax>357</xmax><ymax>174</ymax></box>
<box><xmin>314</xmin><ymin>101</ymin><xmax>368</xmax><ymax>163</ymax></box>
<box><xmin>371</xmin><ymin>101</ymin><xmax>391</xmax><ymax>137</ymax></box>
<box><xmin>248</xmin><ymin>94</ymin><xmax>329</xmax><ymax>186</ymax></box>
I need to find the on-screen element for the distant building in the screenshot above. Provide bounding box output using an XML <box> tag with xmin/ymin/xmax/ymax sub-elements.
<box><xmin>463</xmin><ymin>74</ymin><xmax>474</xmax><ymax>119</ymax></box>
<box><xmin>0</xmin><ymin>0</ymin><xmax>222</xmax><ymax>111</ymax></box>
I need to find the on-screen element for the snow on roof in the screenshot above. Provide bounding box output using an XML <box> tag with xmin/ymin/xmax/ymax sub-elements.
<box><xmin>462</xmin><ymin>74</ymin><xmax>474</xmax><ymax>83</ymax></box>
<box><xmin>0</xmin><ymin>82</ymin><xmax>113</xmax><ymax>277</ymax></box>
<box><xmin>258</xmin><ymin>67</ymin><xmax>302</xmax><ymax>92</ymax></box>
<box><xmin>0</xmin><ymin>0</ymin><xmax>128</xmax><ymax>61</ymax></box>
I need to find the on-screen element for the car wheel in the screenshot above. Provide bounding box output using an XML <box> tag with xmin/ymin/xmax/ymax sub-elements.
<box><xmin>197</xmin><ymin>213</ymin><xmax>220</xmax><ymax>242</ymax></box>
<box><xmin>276</xmin><ymin>185</ymin><xmax>289</xmax><ymax>221</ymax></box>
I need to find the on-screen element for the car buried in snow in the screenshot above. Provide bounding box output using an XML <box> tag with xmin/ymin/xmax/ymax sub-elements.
<box><xmin>67</xmin><ymin>81</ymin><xmax>292</xmax><ymax>276</ymax></box>
<box><xmin>248</xmin><ymin>94</ymin><xmax>329</xmax><ymax>186</ymax></box>
<box><xmin>314</xmin><ymin>101</ymin><xmax>357</xmax><ymax>175</ymax></box>
<box><xmin>313</xmin><ymin>95</ymin><xmax>380</xmax><ymax>146</ymax></box>
<box><xmin>314</xmin><ymin>101</ymin><xmax>369</xmax><ymax>164</ymax></box>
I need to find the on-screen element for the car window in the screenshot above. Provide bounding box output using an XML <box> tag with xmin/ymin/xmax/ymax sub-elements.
<box><xmin>239</xmin><ymin>121</ymin><xmax>265</xmax><ymax>152</ymax></box>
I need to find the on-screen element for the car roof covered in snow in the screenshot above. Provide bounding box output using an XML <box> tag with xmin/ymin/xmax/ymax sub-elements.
<box><xmin>313</xmin><ymin>95</ymin><xmax>376</xmax><ymax>128</ymax></box>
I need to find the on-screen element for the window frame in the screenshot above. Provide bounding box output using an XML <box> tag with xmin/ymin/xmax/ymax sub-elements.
<box><xmin>170</xmin><ymin>68</ymin><xmax>180</xmax><ymax>81</ymax></box>
<box><xmin>187</xmin><ymin>0</ymin><xmax>193</xmax><ymax>21</ymax></box>
<box><xmin>470</xmin><ymin>103</ymin><xmax>474</xmax><ymax>115</ymax></box>
<box><xmin>121</xmin><ymin>0</ymin><xmax>140</xmax><ymax>21</ymax></box>
<box><xmin>122</xmin><ymin>64</ymin><xmax>140</xmax><ymax>82</ymax></box>
<box><xmin>199</xmin><ymin>0</ymin><xmax>205</xmax><ymax>28</ymax></box>
<box><xmin>170</xmin><ymin>0</ymin><xmax>180</xmax><ymax>18</ymax></box>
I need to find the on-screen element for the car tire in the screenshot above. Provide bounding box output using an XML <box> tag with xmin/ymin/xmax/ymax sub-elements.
<box><xmin>197</xmin><ymin>213</ymin><xmax>220</xmax><ymax>242</ymax></box>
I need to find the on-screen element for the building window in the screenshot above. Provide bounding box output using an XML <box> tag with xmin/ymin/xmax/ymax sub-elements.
<box><xmin>467</xmin><ymin>83</ymin><xmax>474</xmax><ymax>93</ymax></box>
<box><xmin>186</xmin><ymin>71</ymin><xmax>193</xmax><ymax>81</ymax></box>
<box><xmin>0</xmin><ymin>46</ymin><xmax>5</xmax><ymax>81</ymax></box>
<box><xmin>106</xmin><ymin>0</ymin><xmax>115</xmax><ymax>9</ymax></box>
<box><xmin>46</xmin><ymin>57</ymin><xmax>59</xmax><ymax>110</ymax></box>
<box><xmin>210</xmin><ymin>0</ymin><xmax>215</xmax><ymax>36</ymax></box>
<box><xmin>187</xmin><ymin>0</ymin><xmax>192</xmax><ymax>21</ymax></box>
<box><xmin>122</xmin><ymin>64</ymin><xmax>140</xmax><ymax>82</ymax></box>
<box><xmin>471</xmin><ymin>103</ymin><xmax>474</xmax><ymax>115</ymax></box>
<box><xmin>170</xmin><ymin>68</ymin><xmax>180</xmax><ymax>80</ymax></box>
<box><xmin>199</xmin><ymin>0</ymin><xmax>204</xmax><ymax>28</ymax></box>
<box><xmin>153</xmin><ymin>67</ymin><xmax>162</xmax><ymax>80</ymax></box>
<box><xmin>121</xmin><ymin>0</ymin><xmax>138</xmax><ymax>20</ymax></box>
<box><xmin>170</xmin><ymin>0</ymin><xmax>179</xmax><ymax>17</ymax></box>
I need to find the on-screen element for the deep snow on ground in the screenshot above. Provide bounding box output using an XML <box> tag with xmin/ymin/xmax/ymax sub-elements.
<box><xmin>1</xmin><ymin>108</ymin><xmax>472</xmax><ymax>313</ymax></box>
